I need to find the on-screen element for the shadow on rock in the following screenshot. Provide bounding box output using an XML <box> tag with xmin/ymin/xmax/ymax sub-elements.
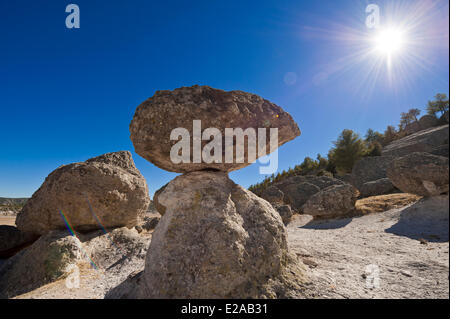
<box><xmin>385</xmin><ymin>195</ymin><xmax>449</xmax><ymax>242</ymax></box>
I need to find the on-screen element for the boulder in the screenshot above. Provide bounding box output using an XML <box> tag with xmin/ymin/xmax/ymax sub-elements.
<box><xmin>404</xmin><ymin>121</ymin><xmax>421</xmax><ymax>135</ymax></box>
<box><xmin>335</xmin><ymin>174</ymin><xmax>353</xmax><ymax>184</ymax></box>
<box><xmin>359</xmin><ymin>178</ymin><xmax>396</xmax><ymax>198</ymax></box>
<box><xmin>141</xmin><ymin>216</ymin><xmax>160</xmax><ymax>231</ymax></box>
<box><xmin>16</xmin><ymin>151</ymin><xmax>150</xmax><ymax>235</ymax></box>
<box><xmin>260</xmin><ymin>186</ymin><xmax>284</xmax><ymax>204</ymax></box>
<box><xmin>382</xmin><ymin>125</ymin><xmax>449</xmax><ymax>157</ymax></box>
<box><xmin>0</xmin><ymin>231</ymin><xmax>84</xmax><ymax>298</ymax></box>
<box><xmin>152</xmin><ymin>184</ymin><xmax>168</xmax><ymax>215</ymax></box>
<box><xmin>0</xmin><ymin>226</ymin><xmax>39</xmax><ymax>258</ymax></box>
<box><xmin>350</xmin><ymin>156</ymin><xmax>396</xmax><ymax>189</ymax></box>
<box><xmin>387</xmin><ymin>152</ymin><xmax>449</xmax><ymax>197</ymax></box>
<box><xmin>272</xmin><ymin>204</ymin><xmax>293</xmax><ymax>225</ymax></box>
<box><xmin>430</xmin><ymin>144</ymin><xmax>449</xmax><ymax>158</ymax></box>
<box><xmin>139</xmin><ymin>171</ymin><xmax>307</xmax><ymax>298</ymax></box>
<box><xmin>129</xmin><ymin>85</ymin><xmax>300</xmax><ymax>173</ymax></box>
<box><xmin>272</xmin><ymin>175</ymin><xmax>343</xmax><ymax>211</ymax></box>
<box><xmin>439</xmin><ymin>111</ymin><xmax>449</xmax><ymax>125</ymax></box>
<box><xmin>301</xmin><ymin>184</ymin><xmax>360</xmax><ymax>219</ymax></box>
<box><xmin>419</xmin><ymin>115</ymin><xmax>438</xmax><ymax>130</ymax></box>
<box><xmin>0</xmin><ymin>227</ymin><xmax>151</xmax><ymax>299</ymax></box>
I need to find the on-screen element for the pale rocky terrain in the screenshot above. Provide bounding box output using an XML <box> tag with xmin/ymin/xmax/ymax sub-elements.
<box><xmin>289</xmin><ymin>196</ymin><xmax>449</xmax><ymax>299</ymax></box>
<box><xmin>1</xmin><ymin>194</ymin><xmax>447</xmax><ymax>299</ymax></box>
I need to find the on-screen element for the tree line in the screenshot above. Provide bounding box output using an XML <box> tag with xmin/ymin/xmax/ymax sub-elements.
<box><xmin>249</xmin><ymin>93</ymin><xmax>449</xmax><ymax>194</ymax></box>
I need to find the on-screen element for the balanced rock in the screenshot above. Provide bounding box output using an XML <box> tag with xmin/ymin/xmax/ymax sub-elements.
<box><xmin>16</xmin><ymin>151</ymin><xmax>150</xmax><ymax>235</ymax></box>
<box><xmin>139</xmin><ymin>171</ymin><xmax>307</xmax><ymax>298</ymax></box>
<box><xmin>301</xmin><ymin>184</ymin><xmax>360</xmax><ymax>219</ymax></box>
<box><xmin>387</xmin><ymin>152</ymin><xmax>449</xmax><ymax>197</ymax></box>
<box><xmin>129</xmin><ymin>85</ymin><xmax>300</xmax><ymax>173</ymax></box>
<box><xmin>359</xmin><ymin>178</ymin><xmax>396</xmax><ymax>198</ymax></box>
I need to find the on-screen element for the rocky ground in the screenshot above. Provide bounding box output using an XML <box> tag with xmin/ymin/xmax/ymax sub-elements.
<box><xmin>2</xmin><ymin>195</ymin><xmax>448</xmax><ymax>299</ymax></box>
<box><xmin>290</xmin><ymin>196</ymin><xmax>449</xmax><ymax>299</ymax></box>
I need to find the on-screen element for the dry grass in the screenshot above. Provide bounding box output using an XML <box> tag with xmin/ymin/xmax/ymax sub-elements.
<box><xmin>355</xmin><ymin>193</ymin><xmax>421</xmax><ymax>215</ymax></box>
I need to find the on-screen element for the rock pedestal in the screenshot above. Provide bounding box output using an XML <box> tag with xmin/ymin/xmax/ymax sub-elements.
<box><xmin>139</xmin><ymin>171</ymin><xmax>306</xmax><ymax>298</ymax></box>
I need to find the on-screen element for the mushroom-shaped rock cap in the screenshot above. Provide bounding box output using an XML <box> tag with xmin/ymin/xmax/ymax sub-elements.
<box><xmin>130</xmin><ymin>85</ymin><xmax>300</xmax><ymax>173</ymax></box>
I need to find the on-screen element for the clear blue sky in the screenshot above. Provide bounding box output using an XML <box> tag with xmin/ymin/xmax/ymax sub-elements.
<box><xmin>1</xmin><ymin>0</ymin><xmax>448</xmax><ymax>198</ymax></box>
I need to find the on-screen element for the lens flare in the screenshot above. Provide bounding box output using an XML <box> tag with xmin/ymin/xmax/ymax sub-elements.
<box><xmin>374</xmin><ymin>28</ymin><xmax>405</xmax><ymax>55</ymax></box>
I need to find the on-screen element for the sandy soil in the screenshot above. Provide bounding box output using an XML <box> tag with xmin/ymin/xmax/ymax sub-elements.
<box><xmin>0</xmin><ymin>216</ymin><xmax>16</xmax><ymax>226</ymax></box>
<box><xmin>289</xmin><ymin>197</ymin><xmax>449</xmax><ymax>299</ymax></box>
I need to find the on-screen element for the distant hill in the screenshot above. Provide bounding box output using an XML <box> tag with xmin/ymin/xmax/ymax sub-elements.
<box><xmin>0</xmin><ymin>197</ymin><xmax>28</xmax><ymax>212</ymax></box>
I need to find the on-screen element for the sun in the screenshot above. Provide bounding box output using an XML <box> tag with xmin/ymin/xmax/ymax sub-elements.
<box><xmin>374</xmin><ymin>28</ymin><xmax>405</xmax><ymax>55</ymax></box>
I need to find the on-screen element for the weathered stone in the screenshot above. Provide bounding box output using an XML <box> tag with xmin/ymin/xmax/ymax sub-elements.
<box><xmin>335</xmin><ymin>174</ymin><xmax>353</xmax><ymax>184</ymax></box>
<box><xmin>0</xmin><ymin>226</ymin><xmax>39</xmax><ymax>258</ymax></box>
<box><xmin>273</xmin><ymin>175</ymin><xmax>343</xmax><ymax>211</ymax></box>
<box><xmin>16</xmin><ymin>151</ymin><xmax>150</xmax><ymax>235</ymax></box>
<box><xmin>430</xmin><ymin>144</ymin><xmax>449</xmax><ymax>158</ymax></box>
<box><xmin>273</xmin><ymin>204</ymin><xmax>293</xmax><ymax>225</ymax></box>
<box><xmin>419</xmin><ymin>115</ymin><xmax>438</xmax><ymax>130</ymax></box>
<box><xmin>139</xmin><ymin>171</ymin><xmax>307</xmax><ymax>298</ymax></box>
<box><xmin>439</xmin><ymin>111</ymin><xmax>449</xmax><ymax>124</ymax></box>
<box><xmin>301</xmin><ymin>184</ymin><xmax>360</xmax><ymax>219</ymax></box>
<box><xmin>129</xmin><ymin>85</ymin><xmax>301</xmax><ymax>173</ymax></box>
<box><xmin>260</xmin><ymin>186</ymin><xmax>284</xmax><ymax>204</ymax></box>
<box><xmin>152</xmin><ymin>184</ymin><xmax>168</xmax><ymax>215</ymax></box>
<box><xmin>382</xmin><ymin>125</ymin><xmax>449</xmax><ymax>157</ymax></box>
<box><xmin>387</xmin><ymin>152</ymin><xmax>449</xmax><ymax>197</ymax></box>
<box><xmin>142</xmin><ymin>216</ymin><xmax>160</xmax><ymax>231</ymax></box>
<box><xmin>0</xmin><ymin>231</ymin><xmax>84</xmax><ymax>298</ymax></box>
<box><xmin>359</xmin><ymin>178</ymin><xmax>396</xmax><ymax>198</ymax></box>
<box><xmin>351</xmin><ymin>156</ymin><xmax>396</xmax><ymax>189</ymax></box>
<box><xmin>404</xmin><ymin>121</ymin><xmax>421</xmax><ymax>135</ymax></box>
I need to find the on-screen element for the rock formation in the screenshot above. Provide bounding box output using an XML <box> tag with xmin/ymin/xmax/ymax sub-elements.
<box><xmin>139</xmin><ymin>171</ymin><xmax>306</xmax><ymax>298</ymax></box>
<box><xmin>359</xmin><ymin>178</ymin><xmax>396</xmax><ymax>198</ymax></box>
<box><xmin>387</xmin><ymin>152</ymin><xmax>449</xmax><ymax>197</ymax></box>
<box><xmin>0</xmin><ymin>230</ymin><xmax>84</xmax><ymax>298</ymax></box>
<box><xmin>0</xmin><ymin>226</ymin><xmax>38</xmax><ymax>258</ymax></box>
<box><xmin>0</xmin><ymin>227</ymin><xmax>150</xmax><ymax>299</ymax></box>
<box><xmin>260</xmin><ymin>175</ymin><xmax>344</xmax><ymax>211</ymax></box>
<box><xmin>129</xmin><ymin>85</ymin><xmax>300</xmax><ymax>173</ymax></box>
<box><xmin>382</xmin><ymin>124</ymin><xmax>449</xmax><ymax>158</ymax></box>
<box><xmin>273</xmin><ymin>204</ymin><xmax>294</xmax><ymax>225</ymax></box>
<box><xmin>350</xmin><ymin>156</ymin><xmax>396</xmax><ymax>190</ymax></box>
<box><xmin>127</xmin><ymin>86</ymin><xmax>307</xmax><ymax>299</ymax></box>
<box><xmin>16</xmin><ymin>151</ymin><xmax>150</xmax><ymax>235</ymax></box>
<box><xmin>301</xmin><ymin>184</ymin><xmax>360</xmax><ymax>219</ymax></box>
